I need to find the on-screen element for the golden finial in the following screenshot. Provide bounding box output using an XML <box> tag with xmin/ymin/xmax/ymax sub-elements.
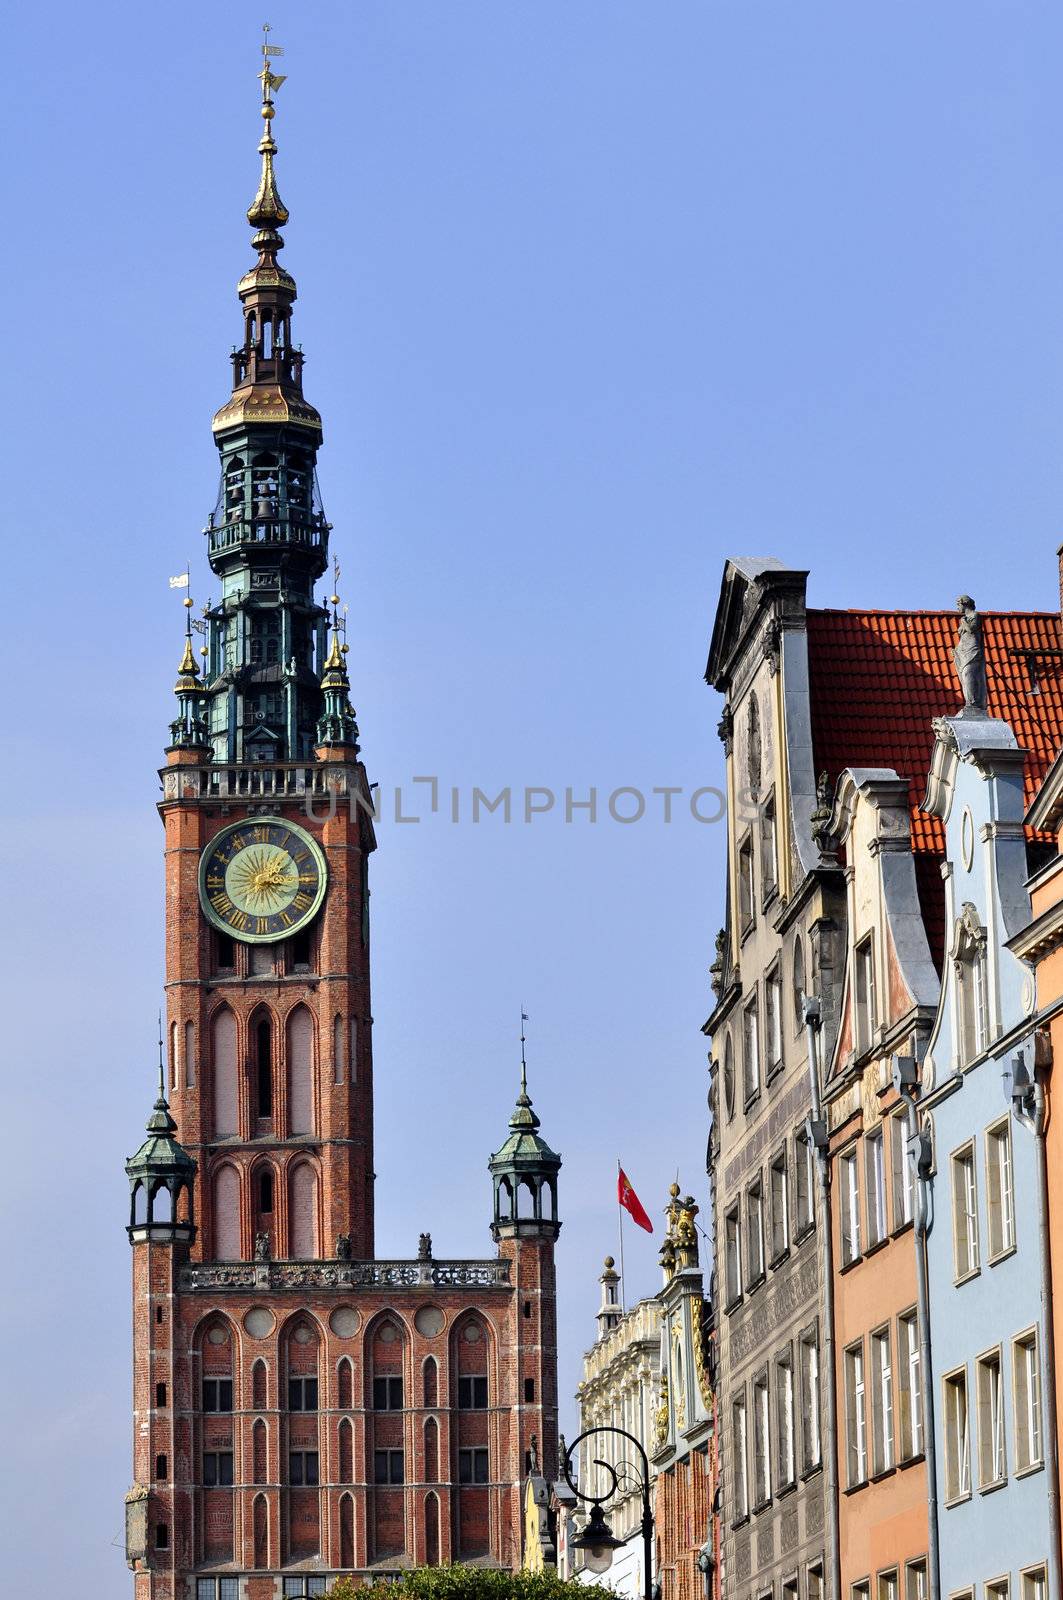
<box><xmin>248</xmin><ymin>25</ymin><xmax>289</xmax><ymax>238</ymax></box>
<box><xmin>322</xmin><ymin>559</ymin><xmax>348</xmax><ymax>674</ymax></box>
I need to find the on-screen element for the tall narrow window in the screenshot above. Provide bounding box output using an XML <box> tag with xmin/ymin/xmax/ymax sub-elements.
<box><xmin>738</xmin><ymin>836</ymin><xmax>755</xmax><ymax>933</ymax></box>
<box><xmin>800</xmin><ymin>1330</ymin><xmax>821</xmax><ymax>1472</ymax></box>
<box><xmin>795</xmin><ymin>1126</ymin><xmax>815</xmax><ymax>1236</ymax></box>
<box><xmin>732</xmin><ymin>1394</ymin><xmax>749</xmax><ymax>1521</ymax></box>
<box><xmin>976</xmin><ymin>1348</ymin><xmax>1006</xmax><ymax>1488</ymax></box>
<box><xmin>866</xmin><ymin>1129</ymin><xmax>886</xmax><ymax>1250</ymax></box>
<box><xmin>725</xmin><ymin>1209</ymin><xmax>743</xmax><ymax>1304</ymax></box>
<box><xmin>760</xmin><ymin>796</ymin><xmax>778</xmax><ymax>902</ymax></box>
<box><xmin>845</xmin><ymin>1342</ymin><xmax>867</xmax><ymax>1487</ymax></box>
<box><xmin>904</xmin><ymin>1562</ymin><xmax>927</xmax><ymax>1600</ymax></box>
<box><xmin>985</xmin><ymin>1119</ymin><xmax>1015</xmax><ymax>1261</ymax></box>
<box><xmin>1013</xmin><ymin>1330</ymin><xmax>1043</xmax><ymax>1472</ymax></box>
<box><xmin>286</xmin><ymin>1006</ymin><xmax>314</xmax><ymax>1136</ymax></box>
<box><xmin>870</xmin><ymin>1327</ymin><xmax>894</xmax><ymax>1475</ymax></box>
<box><xmin>766</xmin><ymin>966</ymin><xmax>783</xmax><ymax>1077</ymax></box>
<box><xmin>255</xmin><ymin>1017</ymin><xmax>273</xmax><ymax>1120</ymax></box>
<box><xmin>792</xmin><ymin>936</ymin><xmax>806</xmax><ymax>1034</ymax></box>
<box><xmin>943</xmin><ymin>1367</ymin><xmax>971</xmax><ymax>1502</ymax></box>
<box><xmin>1021</xmin><ymin>1570</ymin><xmax>1047</xmax><ymax>1600</ymax></box>
<box><xmin>770</xmin><ymin>1149</ymin><xmax>790</xmax><ymax>1261</ymax></box>
<box><xmin>185</xmin><ymin>1019</ymin><xmax>195</xmax><ymax>1089</ymax></box>
<box><xmin>854</xmin><ymin>937</ymin><xmax>875</xmax><ymax>1053</ymax></box>
<box><xmin>840</xmin><ymin>1148</ymin><xmax>861</xmax><ymax>1265</ymax></box>
<box><xmin>776</xmin><ymin>1353</ymin><xmax>795</xmax><ymax>1489</ymax></box>
<box><xmin>743</xmin><ymin>995</ymin><xmax>761</xmax><ymax>1103</ymax></box>
<box><xmin>350</xmin><ymin>1017</ymin><xmax>359</xmax><ymax>1084</ymax></box>
<box><xmin>891</xmin><ymin>1108</ymin><xmax>913</xmax><ymax>1230</ymax></box>
<box><xmin>333</xmin><ymin>1013</ymin><xmax>345</xmax><ymax>1085</ymax></box>
<box><xmin>746</xmin><ymin>1180</ymin><xmax>765</xmax><ymax>1285</ymax></box>
<box><xmin>752</xmin><ymin>1371</ymin><xmax>771</xmax><ymax>1507</ymax></box>
<box><xmin>951</xmin><ymin>1144</ymin><xmax>980</xmax><ymax>1280</ymax></box>
<box><xmin>211</xmin><ymin>1007</ymin><xmax>238</xmax><ymax>1139</ymax></box>
<box><xmin>896</xmin><ymin>1310</ymin><xmax>922</xmax><ymax>1460</ymax></box>
<box><xmin>877</xmin><ymin>1574</ymin><xmax>898</xmax><ymax>1600</ymax></box>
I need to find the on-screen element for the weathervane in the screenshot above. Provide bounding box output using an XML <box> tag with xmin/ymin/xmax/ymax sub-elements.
<box><xmin>520</xmin><ymin>1008</ymin><xmax>529</xmax><ymax>1094</ymax></box>
<box><xmin>260</xmin><ymin>22</ymin><xmax>286</xmax><ymax>104</ymax></box>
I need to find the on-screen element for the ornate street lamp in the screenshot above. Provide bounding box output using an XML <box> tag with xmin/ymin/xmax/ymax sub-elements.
<box><xmin>562</xmin><ymin>1425</ymin><xmax>654</xmax><ymax>1599</ymax></box>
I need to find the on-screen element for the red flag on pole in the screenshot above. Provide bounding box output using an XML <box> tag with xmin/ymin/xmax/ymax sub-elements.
<box><xmin>618</xmin><ymin>1167</ymin><xmax>653</xmax><ymax>1233</ymax></box>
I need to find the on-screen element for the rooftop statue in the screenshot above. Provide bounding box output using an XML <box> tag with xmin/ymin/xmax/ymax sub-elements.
<box><xmin>954</xmin><ymin>595</ymin><xmax>987</xmax><ymax>714</ymax></box>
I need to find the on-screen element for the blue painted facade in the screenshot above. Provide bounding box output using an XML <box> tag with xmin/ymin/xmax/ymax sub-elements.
<box><xmin>921</xmin><ymin>712</ymin><xmax>1050</xmax><ymax>1596</ymax></box>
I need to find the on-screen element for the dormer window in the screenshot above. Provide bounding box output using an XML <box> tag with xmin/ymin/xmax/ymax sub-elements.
<box><xmin>954</xmin><ymin>905</ymin><xmax>990</xmax><ymax>1063</ymax></box>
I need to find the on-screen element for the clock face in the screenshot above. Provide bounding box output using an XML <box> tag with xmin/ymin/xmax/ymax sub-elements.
<box><xmin>199</xmin><ymin>819</ymin><xmax>327</xmax><ymax>943</ymax></box>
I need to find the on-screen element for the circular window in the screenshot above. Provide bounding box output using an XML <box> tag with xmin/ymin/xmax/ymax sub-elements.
<box><xmin>330</xmin><ymin>1306</ymin><xmax>360</xmax><ymax>1339</ymax></box>
<box><xmin>378</xmin><ymin>1323</ymin><xmax>399</xmax><ymax>1344</ymax></box>
<box><xmin>293</xmin><ymin>1324</ymin><xmax>313</xmax><ymax>1345</ymax></box>
<box><xmin>207</xmin><ymin>1325</ymin><xmax>229</xmax><ymax>1346</ymax></box>
<box><xmin>415</xmin><ymin>1306</ymin><xmax>445</xmax><ymax>1338</ymax></box>
<box><xmin>243</xmin><ymin>1307</ymin><xmax>275</xmax><ymax>1339</ymax></box>
<box><xmin>462</xmin><ymin>1322</ymin><xmax>483</xmax><ymax>1344</ymax></box>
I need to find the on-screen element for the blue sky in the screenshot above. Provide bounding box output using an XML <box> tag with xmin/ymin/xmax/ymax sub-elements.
<box><xmin>4</xmin><ymin>0</ymin><xmax>1063</xmax><ymax>1586</ymax></box>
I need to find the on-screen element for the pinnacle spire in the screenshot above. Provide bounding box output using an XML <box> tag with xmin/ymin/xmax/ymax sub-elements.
<box><xmin>169</xmin><ymin>592</ymin><xmax>209</xmax><ymax>750</ymax></box>
<box><xmin>316</xmin><ymin>560</ymin><xmax>360</xmax><ymax>749</ymax></box>
<box><xmin>247</xmin><ymin>25</ymin><xmax>289</xmax><ymax>252</ymax></box>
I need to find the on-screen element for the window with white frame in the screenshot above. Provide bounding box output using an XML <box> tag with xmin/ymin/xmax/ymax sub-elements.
<box><xmin>795</xmin><ymin>1124</ymin><xmax>815</xmax><ymax>1236</ymax></box>
<box><xmin>871</xmin><ymin>1326</ymin><xmax>895</xmax><ymax>1475</ymax></box>
<box><xmin>776</xmin><ymin>1351</ymin><xmax>796</xmax><ymax>1489</ymax></box>
<box><xmin>943</xmin><ymin>1367</ymin><xmax>971</xmax><ymax>1502</ymax></box>
<box><xmin>853</xmin><ymin>1581</ymin><xmax>871</xmax><ymax>1600</ymax></box>
<box><xmin>732</xmin><ymin>1392</ymin><xmax>749</xmax><ymax>1521</ymax></box>
<box><xmin>891</xmin><ymin>1107</ymin><xmax>914</xmax><ymax>1230</ymax></box>
<box><xmin>840</xmin><ymin>1147</ymin><xmax>861</xmax><ymax>1265</ymax></box>
<box><xmin>955</xmin><ymin>909</ymin><xmax>989</xmax><ymax>1063</ymax></box>
<box><xmin>752</xmin><ymin>1369</ymin><xmax>771</xmax><ymax>1506</ymax></box>
<box><xmin>985</xmin><ymin>1119</ymin><xmax>1015</xmax><ymax>1261</ymax></box>
<box><xmin>747</xmin><ymin>1179</ymin><xmax>766</xmax><ymax>1285</ymax></box>
<box><xmin>800</xmin><ymin>1328</ymin><xmax>821</xmax><ymax>1472</ymax></box>
<box><xmin>905</xmin><ymin>1561</ymin><xmax>928</xmax><ymax>1600</ymax></box>
<box><xmin>878</xmin><ymin>1571</ymin><xmax>899</xmax><ymax>1600</ymax></box>
<box><xmin>951</xmin><ymin>1144</ymin><xmax>980</xmax><ymax>1280</ymax></box>
<box><xmin>739</xmin><ymin>836</ymin><xmax>755</xmax><ymax>933</ymax></box>
<box><xmin>845</xmin><ymin>1341</ymin><xmax>868</xmax><ymax>1487</ymax></box>
<box><xmin>976</xmin><ymin>1348</ymin><xmax>1006</xmax><ymax>1488</ymax></box>
<box><xmin>771</xmin><ymin>1147</ymin><xmax>790</xmax><ymax>1261</ymax></box>
<box><xmin>725</xmin><ymin>1208</ymin><xmax>743</xmax><ymax>1305</ymax></box>
<box><xmin>198</xmin><ymin>1583</ymin><xmax>242</xmax><ymax>1600</ymax></box>
<box><xmin>743</xmin><ymin>995</ymin><xmax>761</xmax><ymax>1103</ymax></box>
<box><xmin>897</xmin><ymin>1309</ymin><xmax>923</xmax><ymax>1461</ymax></box>
<box><xmin>854</xmin><ymin>937</ymin><xmax>875</xmax><ymax>1053</ymax></box>
<box><xmin>866</xmin><ymin>1128</ymin><xmax>886</xmax><ymax>1250</ymax></box>
<box><xmin>985</xmin><ymin>1580</ymin><xmax>1010</xmax><ymax>1600</ymax></box>
<box><xmin>766</xmin><ymin>965</ymin><xmax>783</xmax><ymax>1076</ymax></box>
<box><xmin>1013</xmin><ymin>1330</ymin><xmax>1043</xmax><ymax>1473</ymax></box>
<box><xmin>760</xmin><ymin>794</ymin><xmax>778</xmax><ymax>902</ymax></box>
<box><xmin>1020</xmin><ymin>1568</ymin><xmax>1047</xmax><ymax>1600</ymax></box>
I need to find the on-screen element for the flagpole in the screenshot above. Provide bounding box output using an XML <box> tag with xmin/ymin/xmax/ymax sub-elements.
<box><xmin>617</xmin><ymin>1157</ymin><xmax>627</xmax><ymax>1314</ymax></box>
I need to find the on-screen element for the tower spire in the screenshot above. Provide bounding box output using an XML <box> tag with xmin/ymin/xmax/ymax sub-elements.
<box><xmin>316</xmin><ymin>559</ymin><xmax>360</xmax><ymax>749</ymax></box>
<box><xmin>248</xmin><ymin>25</ymin><xmax>289</xmax><ymax>256</ymax></box>
<box><xmin>169</xmin><ymin>591</ymin><xmax>209</xmax><ymax>751</ymax></box>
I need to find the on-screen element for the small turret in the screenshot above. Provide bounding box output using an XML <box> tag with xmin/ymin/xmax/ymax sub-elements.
<box><xmin>125</xmin><ymin>1054</ymin><xmax>197</xmax><ymax>1246</ymax></box>
<box><xmin>168</xmin><ymin>595</ymin><xmax>209</xmax><ymax>751</ymax></box>
<box><xmin>316</xmin><ymin>568</ymin><xmax>360</xmax><ymax>750</ymax></box>
<box><xmin>488</xmin><ymin>1026</ymin><xmax>561</xmax><ymax>1241</ymax></box>
<box><xmin>596</xmin><ymin>1255</ymin><xmax>622</xmax><ymax>1339</ymax></box>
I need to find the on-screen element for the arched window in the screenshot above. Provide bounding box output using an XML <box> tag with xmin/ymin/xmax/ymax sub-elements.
<box><xmin>339</xmin><ymin>1417</ymin><xmax>353</xmax><ymax>1482</ymax></box>
<box><xmin>253</xmin><ymin>1493</ymin><xmax>268</xmax><ymax>1568</ymax></box>
<box><xmin>423</xmin><ymin>1357</ymin><xmax>438</xmax><ymax>1408</ymax></box>
<box><xmin>252</xmin><ymin>1360</ymin><xmax>267</xmax><ymax>1409</ymax></box>
<box><xmin>253</xmin><ymin>1013</ymin><xmax>273</xmax><ymax>1121</ymax></box>
<box><xmin>213</xmin><ymin>1166</ymin><xmax>241</xmax><ymax>1261</ymax></box>
<box><xmin>350</xmin><ymin>1018</ymin><xmax>359</xmax><ymax>1085</ymax></box>
<box><xmin>340</xmin><ymin>1491</ymin><xmax>355</xmax><ymax>1567</ymax></box>
<box><xmin>288</xmin><ymin>1162</ymin><xmax>319</xmax><ymax>1260</ymax></box>
<box><xmin>284</xmin><ymin>1319</ymin><xmax>321</xmax><ymax>1559</ymax></box>
<box><xmin>170</xmin><ymin>1022</ymin><xmax>179</xmax><ymax>1089</ymax></box>
<box><xmin>287</xmin><ymin>1006</ymin><xmax>314</xmax><ymax>1136</ymax></box>
<box><xmin>184</xmin><ymin>1020</ymin><xmax>195</xmax><ymax>1089</ymax></box>
<box><xmin>792</xmin><ymin>936</ymin><xmax>806</xmax><ymax>1035</ymax></box>
<box><xmin>424</xmin><ymin>1417</ymin><xmax>439</xmax><ymax>1483</ymax></box>
<box><xmin>338</xmin><ymin>1358</ymin><xmax>353</xmax><ymax>1410</ymax></box>
<box><xmin>199</xmin><ymin>1318</ymin><xmax>236</xmax><ymax>1563</ymax></box>
<box><xmin>134</xmin><ymin>1182</ymin><xmax>148</xmax><ymax>1225</ymax></box>
<box><xmin>252</xmin><ymin>1418</ymin><xmax>267</xmax><ymax>1484</ymax></box>
<box><xmin>211</xmin><ymin>1007</ymin><xmax>238</xmax><ymax>1138</ymax></box>
<box><xmin>333</xmin><ymin>1014</ymin><xmax>345</xmax><ymax>1085</ymax></box>
<box><xmin>424</xmin><ymin>1491</ymin><xmax>440</xmax><ymax>1566</ymax></box>
<box><xmin>151</xmin><ymin>1182</ymin><xmax>174</xmax><ymax>1223</ymax></box>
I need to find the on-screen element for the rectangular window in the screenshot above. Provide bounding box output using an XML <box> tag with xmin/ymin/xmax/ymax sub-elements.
<box><xmin>853</xmin><ymin>1583</ymin><xmax>871</xmax><ymax>1600</ymax></box>
<box><xmin>986</xmin><ymin>1582</ymin><xmax>1010</xmax><ymax>1600</ymax></box>
<box><xmin>288</xmin><ymin>1450</ymin><xmax>320</xmax><ymax>1487</ymax></box>
<box><xmin>752</xmin><ymin>1370</ymin><xmax>771</xmax><ymax>1507</ymax></box>
<box><xmin>870</xmin><ymin>1327</ymin><xmax>895</xmax><ymax>1475</ymax></box>
<box><xmin>766</xmin><ymin>966</ymin><xmax>783</xmax><ymax>1075</ymax></box>
<box><xmin>282</xmin><ymin>1583</ymin><xmax>330</xmax><ymax>1599</ymax></box>
<box><xmin>761</xmin><ymin>797</ymin><xmax>778</xmax><ymax>902</ymax></box>
<box><xmin>905</xmin><ymin>1562</ymin><xmax>928</xmax><ymax>1600</ymax></box>
<box><xmin>524</xmin><ymin>1377</ymin><xmax>536</xmax><ymax>1402</ymax></box>
<box><xmin>943</xmin><ymin>1367</ymin><xmax>971</xmax><ymax>1502</ymax></box>
<box><xmin>976</xmin><ymin>1348</ymin><xmax>1006</xmax><ymax>1488</ymax></box>
<box><xmin>155</xmin><ymin>1382</ymin><xmax>167</xmax><ymax>1408</ymax></box>
<box><xmin>155</xmin><ymin>1453</ymin><xmax>168</xmax><ymax>1481</ymax></box>
<box><xmin>202</xmin><ymin>1377</ymin><xmax>233</xmax><ymax>1414</ymax></box>
<box><xmin>1013</xmin><ymin>1330</ymin><xmax>1043</xmax><ymax>1472</ymax></box>
<box><xmin>458</xmin><ymin>1447</ymin><xmax>490</xmax><ymax>1485</ymax></box>
<box><xmin>457</xmin><ymin>1375</ymin><xmax>489</xmax><ymax>1410</ymax></box>
<box><xmin>771</xmin><ymin>1148</ymin><xmax>790</xmax><ymax>1260</ymax></box>
<box><xmin>878</xmin><ymin>1573</ymin><xmax>899</xmax><ymax>1600</ymax></box>
<box><xmin>795</xmin><ymin>1126</ymin><xmax>815</xmax><ymax>1236</ymax></box>
<box><xmin>372</xmin><ymin>1375</ymin><xmax>404</xmax><ymax>1411</ymax></box>
<box><xmin>202</xmin><ymin>1450</ymin><xmax>234</xmax><ymax>1487</ymax></box>
<box><xmin>747</xmin><ymin>1179</ymin><xmax>766</xmax><ymax>1285</ymax></box>
<box><xmin>743</xmin><ymin>996</ymin><xmax>761</xmax><ymax>1102</ymax></box>
<box><xmin>198</xmin><ymin>1583</ymin><xmax>242</xmax><ymax>1600</ymax></box>
<box><xmin>776</xmin><ymin>1352</ymin><xmax>796</xmax><ymax>1489</ymax></box>
<box><xmin>891</xmin><ymin>1108</ymin><xmax>914</xmax><ymax>1230</ymax></box>
<box><xmin>373</xmin><ymin>1449</ymin><xmax>404</xmax><ymax>1485</ymax></box>
<box><xmin>855</xmin><ymin>937</ymin><xmax>876</xmax><ymax>1053</ymax></box>
<box><xmin>985</xmin><ymin>1120</ymin><xmax>1016</xmax><ymax>1261</ymax></box>
<box><xmin>840</xmin><ymin>1147</ymin><xmax>861</xmax><ymax>1266</ymax></box>
<box><xmin>1020</xmin><ymin>1569</ymin><xmax>1047</xmax><ymax>1600</ymax></box>
<box><xmin>866</xmin><ymin>1129</ymin><xmax>886</xmax><ymax>1250</ymax></box>
<box><xmin>951</xmin><ymin>1145</ymin><xmax>980</xmax><ymax>1281</ymax></box>
<box><xmin>800</xmin><ymin>1330</ymin><xmax>821</xmax><ymax>1472</ymax></box>
<box><xmin>897</xmin><ymin>1310</ymin><xmax>923</xmax><ymax>1461</ymax></box>
<box><xmin>288</xmin><ymin>1375</ymin><xmax>319</xmax><ymax>1412</ymax></box>
<box><xmin>739</xmin><ymin>836</ymin><xmax>755</xmax><ymax>932</ymax></box>
<box><xmin>784</xmin><ymin>1581</ymin><xmax>799</xmax><ymax>1600</ymax></box>
<box><xmin>725</xmin><ymin>1209</ymin><xmax>743</xmax><ymax>1304</ymax></box>
<box><xmin>808</xmin><ymin>1568</ymin><xmax>824</xmax><ymax>1600</ymax></box>
<box><xmin>732</xmin><ymin>1393</ymin><xmax>749</xmax><ymax>1521</ymax></box>
<box><xmin>845</xmin><ymin>1341</ymin><xmax>868</xmax><ymax>1487</ymax></box>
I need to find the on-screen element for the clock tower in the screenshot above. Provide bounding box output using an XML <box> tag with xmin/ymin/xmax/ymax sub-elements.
<box><xmin>125</xmin><ymin>41</ymin><xmax>561</xmax><ymax>1598</ymax></box>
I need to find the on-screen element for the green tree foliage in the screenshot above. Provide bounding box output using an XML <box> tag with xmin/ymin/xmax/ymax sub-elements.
<box><xmin>326</xmin><ymin>1569</ymin><xmax>615</xmax><ymax>1599</ymax></box>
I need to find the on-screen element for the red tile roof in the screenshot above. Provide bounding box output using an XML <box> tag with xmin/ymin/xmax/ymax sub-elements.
<box><xmin>806</xmin><ymin>609</ymin><xmax>1063</xmax><ymax>967</ymax></box>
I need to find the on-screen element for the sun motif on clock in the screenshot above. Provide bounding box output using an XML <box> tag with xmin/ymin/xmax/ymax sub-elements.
<box><xmin>198</xmin><ymin>819</ymin><xmax>328</xmax><ymax>943</ymax></box>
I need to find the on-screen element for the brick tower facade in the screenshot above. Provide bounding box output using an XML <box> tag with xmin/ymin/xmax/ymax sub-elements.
<box><xmin>125</xmin><ymin>43</ymin><xmax>561</xmax><ymax>1598</ymax></box>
